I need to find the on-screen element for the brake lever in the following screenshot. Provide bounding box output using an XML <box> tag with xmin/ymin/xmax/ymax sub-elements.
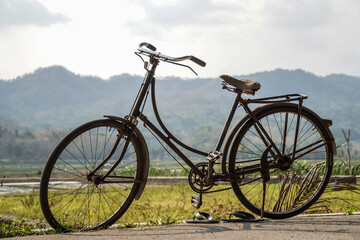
<box><xmin>135</xmin><ymin>52</ymin><xmax>149</xmax><ymax>71</ymax></box>
<box><xmin>165</xmin><ymin>60</ymin><xmax>198</xmax><ymax>76</ymax></box>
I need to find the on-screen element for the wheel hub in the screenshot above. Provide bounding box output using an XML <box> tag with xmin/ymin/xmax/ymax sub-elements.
<box><xmin>87</xmin><ymin>173</ymin><xmax>103</xmax><ymax>185</ymax></box>
<box><xmin>277</xmin><ymin>155</ymin><xmax>292</xmax><ymax>171</ymax></box>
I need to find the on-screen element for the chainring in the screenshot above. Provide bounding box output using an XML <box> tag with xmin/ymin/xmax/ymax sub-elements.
<box><xmin>188</xmin><ymin>162</ymin><xmax>214</xmax><ymax>193</ymax></box>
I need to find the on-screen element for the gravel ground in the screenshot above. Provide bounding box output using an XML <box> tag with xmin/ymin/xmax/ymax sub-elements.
<box><xmin>6</xmin><ymin>214</ymin><xmax>360</xmax><ymax>240</ymax></box>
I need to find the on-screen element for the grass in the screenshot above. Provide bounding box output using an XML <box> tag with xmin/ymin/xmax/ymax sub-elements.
<box><xmin>1</xmin><ymin>182</ymin><xmax>359</xmax><ymax>223</ymax></box>
<box><xmin>0</xmin><ymin>220</ymin><xmax>55</xmax><ymax>238</ymax></box>
<box><xmin>0</xmin><ymin>182</ymin><xmax>359</xmax><ymax>237</ymax></box>
<box><xmin>122</xmin><ymin>183</ymin><xmax>245</xmax><ymax>224</ymax></box>
<box><xmin>309</xmin><ymin>183</ymin><xmax>360</xmax><ymax>214</ymax></box>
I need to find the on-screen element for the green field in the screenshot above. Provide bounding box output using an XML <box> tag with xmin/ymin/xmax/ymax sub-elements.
<box><xmin>0</xmin><ymin>182</ymin><xmax>359</xmax><ymax>226</ymax></box>
<box><xmin>0</xmin><ymin>162</ymin><xmax>44</xmax><ymax>178</ymax></box>
<box><xmin>1</xmin><ymin>159</ymin><xmax>360</xmax><ymax>179</ymax></box>
<box><xmin>0</xmin><ymin>157</ymin><xmax>359</xmax><ymax>237</ymax></box>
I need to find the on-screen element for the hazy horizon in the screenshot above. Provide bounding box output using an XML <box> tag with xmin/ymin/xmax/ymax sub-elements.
<box><xmin>2</xmin><ymin>64</ymin><xmax>360</xmax><ymax>82</ymax></box>
<box><xmin>1</xmin><ymin>0</ymin><xmax>360</xmax><ymax>80</ymax></box>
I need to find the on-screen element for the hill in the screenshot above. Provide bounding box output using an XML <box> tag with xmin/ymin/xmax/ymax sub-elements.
<box><xmin>0</xmin><ymin>66</ymin><xmax>359</xmax><ymax>160</ymax></box>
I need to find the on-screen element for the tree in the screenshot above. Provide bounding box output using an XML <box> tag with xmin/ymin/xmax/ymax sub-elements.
<box><xmin>342</xmin><ymin>128</ymin><xmax>351</xmax><ymax>169</ymax></box>
<box><xmin>22</xmin><ymin>127</ymin><xmax>35</xmax><ymax>139</ymax></box>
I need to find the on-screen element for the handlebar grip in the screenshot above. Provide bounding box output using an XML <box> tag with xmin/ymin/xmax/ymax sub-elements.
<box><xmin>190</xmin><ymin>56</ymin><xmax>206</xmax><ymax>67</ymax></box>
<box><xmin>139</xmin><ymin>42</ymin><xmax>157</xmax><ymax>51</ymax></box>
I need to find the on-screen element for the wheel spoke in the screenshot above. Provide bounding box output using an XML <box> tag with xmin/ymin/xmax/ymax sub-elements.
<box><xmin>40</xmin><ymin>120</ymin><xmax>144</xmax><ymax>230</ymax></box>
<box><xmin>229</xmin><ymin>106</ymin><xmax>332</xmax><ymax>219</ymax></box>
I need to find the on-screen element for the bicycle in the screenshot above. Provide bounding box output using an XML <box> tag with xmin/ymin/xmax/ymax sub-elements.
<box><xmin>40</xmin><ymin>42</ymin><xmax>336</xmax><ymax>231</ymax></box>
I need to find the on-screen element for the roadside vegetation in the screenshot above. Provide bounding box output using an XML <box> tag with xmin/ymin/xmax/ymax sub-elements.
<box><xmin>1</xmin><ymin>181</ymin><xmax>359</xmax><ymax>238</ymax></box>
<box><xmin>0</xmin><ymin>125</ymin><xmax>359</xmax><ymax>237</ymax></box>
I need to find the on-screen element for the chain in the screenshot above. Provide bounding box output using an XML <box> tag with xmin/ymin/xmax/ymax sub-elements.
<box><xmin>144</xmin><ymin>124</ymin><xmax>233</xmax><ymax>193</ymax></box>
<box><xmin>202</xmin><ymin>186</ymin><xmax>232</xmax><ymax>194</ymax></box>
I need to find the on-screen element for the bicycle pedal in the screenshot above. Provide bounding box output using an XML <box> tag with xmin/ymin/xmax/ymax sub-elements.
<box><xmin>191</xmin><ymin>194</ymin><xmax>202</xmax><ymax>209</ymax></box>
<box><xmin>207</xmin><ymin>151</ymin><xmax>222</xmax><ymax>161</ymax></box>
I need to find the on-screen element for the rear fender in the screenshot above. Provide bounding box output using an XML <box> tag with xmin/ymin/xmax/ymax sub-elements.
<box><xmin>221</xmin><ymin>103</ymin><xmax>336</xmax><ymax>173</ymax></box>
<box><xmin>320</xmin><ymin>119</ymin><xmax>337</xmax><ymax>157</ymax></box>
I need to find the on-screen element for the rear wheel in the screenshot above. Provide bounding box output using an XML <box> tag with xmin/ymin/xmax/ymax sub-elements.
<box><xmin>229</xmin><ymin>104</ymin><xmax>333</xmax><ymax>219</ymax></box>
<box><xmin>40</xmin><ymin>119</ymin><xmax>147</xmax><ymax>231</ymax></box>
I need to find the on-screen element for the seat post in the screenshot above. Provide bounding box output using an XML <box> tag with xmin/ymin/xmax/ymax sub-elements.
<box><xmin>214</xmin><ymin>93</ymin><xmax>242</xmax><ymax>152</ymax></box>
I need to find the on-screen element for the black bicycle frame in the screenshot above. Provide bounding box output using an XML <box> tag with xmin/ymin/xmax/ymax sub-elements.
<box><xmin>126</xmin><ymin>56</ymin><xmax>310</xmax><ymax>181</ymax></box>
<box><xmin>126</xmin><ymin>57</ymin><xmax>245</xmax><ymax>178</ymax></box>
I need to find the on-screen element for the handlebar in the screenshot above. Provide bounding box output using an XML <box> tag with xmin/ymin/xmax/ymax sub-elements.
<box><xmin>138</xmin><ymin>42</ymin><xmax>206</xmax><ymax>67</ymax></box>
<box><xmin>139</xmin><ymin>42</ymin><xmax>157</xmax><ymax>51</ymax></box>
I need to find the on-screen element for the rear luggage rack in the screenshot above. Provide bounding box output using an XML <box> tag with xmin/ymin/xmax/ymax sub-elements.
<box><xmin>243</xmin><ymin>94</ymin><xmax>308</xmax><ymax>104</ymax></box>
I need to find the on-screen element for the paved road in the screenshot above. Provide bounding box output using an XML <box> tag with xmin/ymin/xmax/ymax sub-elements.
<box><xmin>7</xmin><ymin>214</ymin><xmax>360</xmax><ymax>240</ymax></box>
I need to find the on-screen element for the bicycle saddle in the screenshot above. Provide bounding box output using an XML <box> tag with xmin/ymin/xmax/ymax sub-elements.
<box><xmin>220</xmin><ymin>75</ymin><xmax>261</xmax><ymax>94</ymax></box>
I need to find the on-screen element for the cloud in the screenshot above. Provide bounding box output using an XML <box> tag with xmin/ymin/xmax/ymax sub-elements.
<box><xmin>263</xmin><ymin>1</ymin><xmax>334</xmax><ymax>30</ymax></box>
<box><xmin>0</xmin><ymin>0</ymin><xmax>70</xmax><ymax>30</ymax></box>
<box><xmin>126</xmin><ymin>0</ymin><xmax>251</xmax><ymax>36</ymax></box>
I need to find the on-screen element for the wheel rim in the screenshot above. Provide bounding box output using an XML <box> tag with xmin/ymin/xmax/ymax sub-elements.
<box><xmin>42</xmin><ymin>122</ymin><xmax>140</xmax><ymax>230</ymax></box>
<box><xmin>230</xmin><ymin>108</ymin><xmax>331</xmax><ymax>218</ymax></box>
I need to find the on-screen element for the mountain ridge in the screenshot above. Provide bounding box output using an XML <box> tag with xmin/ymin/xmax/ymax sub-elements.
<box><xmin>0</xmin><ymin>66</ymin><xmax>359</xmax><ymax>142</ymax></box>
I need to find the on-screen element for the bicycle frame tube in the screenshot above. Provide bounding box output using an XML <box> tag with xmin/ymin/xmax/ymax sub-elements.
<box><xmin>129</xmin><ymin>59</ymin><xmax>159</xmax><ymax>118</ymax></box>
<box><xmin>150</xmin><ymin>79</ymin><xmax>208</xmax><ymax>157</ymax></box>
<box><xmin>214</xmin><ymin>93</ymin><xmax>242</xmax><ymax>152</ymax></box>
<box><xmin>239</xmin><ymin>98</ymin><xmax>282</xmax><ymax>157</ymax></box>
<box><xmin>139</xmin><ymin>114</ymin><xmax>204</xmax><ymax>177</ymax></box>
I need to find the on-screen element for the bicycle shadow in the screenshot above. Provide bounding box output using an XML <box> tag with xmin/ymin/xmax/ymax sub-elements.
<box><xmin>66</xmin><ymin>224</ymin><xmax>233</xmax><ymax>238</ymax></box>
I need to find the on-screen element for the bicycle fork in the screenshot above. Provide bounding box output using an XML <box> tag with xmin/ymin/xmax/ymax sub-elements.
<box><xmin>87</xmin><ymin>128</ymin><xmax>133</xmax><ymax>184</ymax></box>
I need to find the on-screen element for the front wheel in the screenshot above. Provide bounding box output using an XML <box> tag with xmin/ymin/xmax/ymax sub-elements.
<box><xmin>228</xmin><ymin>104</ymin><xmax>333</xmax><ymax>219</ymax></box>
<box><xmin>40</xmin><ymin>119</ymin><xmax>148</xmax><ymax>231</ymax></box>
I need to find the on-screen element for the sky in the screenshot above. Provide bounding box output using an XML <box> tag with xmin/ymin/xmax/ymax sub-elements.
<box><xmin>0</xmin><ymin>0</ymin><xmax>359</xmax><ymax>80</ymax></box>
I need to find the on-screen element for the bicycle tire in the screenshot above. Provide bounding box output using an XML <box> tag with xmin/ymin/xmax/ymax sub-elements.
<box><xmin>40</xmin><ymin>119</ymin><xmax>148</xmax><ymax>231</ymax></box>
<box><xmin>228</xmin><ymin>103</ymin><xmax>333</xmax><ymax>219</ymax></box>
